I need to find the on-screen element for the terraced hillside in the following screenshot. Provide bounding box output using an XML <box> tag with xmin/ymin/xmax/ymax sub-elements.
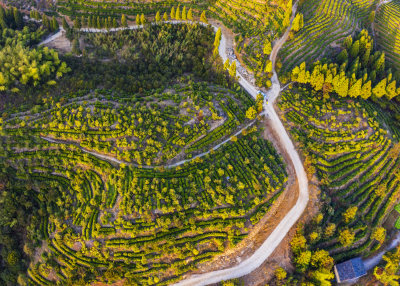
<box><xmin>374</xmin><ymin>0</ymin><xmax>400</xmax><ymax>66</ymax></box>
<box><xmin>1</xmin><ymin>87</ymin><xmax>287</xmax><ymax>285</ymax></box>
<box><xmin>278</xmin><ymin>87</ymin><xmax>400</xmax><ymax>261</ymax></box>
<box><xmin>279</xmin><ymin>0</ymin><xmax>376</xmax><ymax>72</ymax></box>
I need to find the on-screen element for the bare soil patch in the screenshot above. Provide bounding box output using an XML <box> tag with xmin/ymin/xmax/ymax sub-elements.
<box><xmin>45</xmin><ymin>31</ymin><xmax>72</xmax><ymax>53</ymax></box>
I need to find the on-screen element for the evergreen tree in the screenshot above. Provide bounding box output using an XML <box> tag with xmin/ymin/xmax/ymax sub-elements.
<box><xmin>292</xmin><ymin>13</ymin><xmax>303</xmax><ymax>32</ymax></box>
<box><xmin>13</xmin><ymin>7</ymin><xmax>22</xmax><ymax>29</ymax></box>
<box><xmin>72</xmin><ymin>38</ymin><xmax>81</xmax><ymax>55</ymax></box>
<box><xmin>368</xmin><ymin>11</ymin><xmax>375</xmax><ymax>23</ymax></box>
<box><xmin>348</xmin><ymin>78</ymin><xmax>362</xmax><ymax>98</ymax></box>
<box><xmin>0</xmin><ymin>6</ymin><xmax>6</xmax><ymax>29</ymax></box>
<box><xmin>372</xmin><ymin>78</ymin><xmax>387</xmax><ymax>98</ymax></box>
<box><xmin>386</xmin><ymin>80</ymin><xmax>397</xmax><ymax>99</ymax></box>
<box><xmin>350</xmin><ymin>40</ymin><xmax>360</xmax><ymax>58</ymax></box>
<box><xmin>155</xmin><ymin>11</ymin><xmax>161</xmax><ymax>23</ymax></box>
<box><xmin>344</xmin><ymin>36</ymin><xmax>353</xmax><ymax>50</ymax></box>
<box><xmin>362</xmin><ymin>47</ymin><xmax>370</xmax><ymax>67</ymax></box>
<box><xmin>97</xmin><ymin>16</ymin><xmax>101</xmax><ymax>29</ymax></box>
<box><xmin>310</xmin><ymin>67</ymin><xmax>324</xmax><ymax>91</ymax></box>
<box><xmin>337</xmin><ymin>49</ymin><xmax>348</xmax><ymax>64</ymax></box>
<box><xmin>175</xmin><ymin>6</ymin><xmax>181</xmax><ymax>20</ymax></box>
<box><xmin>187</xmin><ymin>8</ymin><xmax>193</xmax><ymax>21</ymax></box>
<box><xmin>81</xmin><ymin>15</ymin><xmax>86</xmax><ymax>27</ymax></box>
<box><xmin>182</xmin><ymin>7</ymin><xmax>187</xmax><ymax>21</ymax></box>
<box><xmin>112</xmin><ymin>18</ymin><xmax>117</xmax><ymax>28</ymax></box>
<box><xmin>229</xmin><ymin>61</ymin><xmax>237</xmax><ymax>78</ymax></box>
<box><xmin>200</xmin><ymin>11</ymin><xmax>208</xmax><ymax>23</ymax></box>
<box><xmin>374</xmin><ymin>52</ymin><xmax>385</xmax><ymax>76</ymax></box>
<box><xmin>163</xmin><ymin>12</ymin><xmax>168</xmax><ymax>21</ymax></box>
<box><xmin>170</xmin><ymin>7</ymin><xmax>175</xmax><ymax>20</ymax></box>
<box><xmin>51</xmin><ymin>16</ymin><xmax>59</xmax><ymax>31</ymax></box>
<box><xmin>224</xmin><ymin>59</ymin><xmax>230</xmax><ymax>70</ymax></box>
<box><xmin>121</xmin><ymin>14</ymin><xmax>127</xmax><ymax>27</ymax></box>
<box><xmin>74</xmin><ymin>17</ymin><xmax>81</xmax><ymax>29</ymax></box>
<box><xmin>62</xmin><ymin>17</ymin><xmax>69</xmax><ymax>30</ymax></box>
<box><xmin>140</xmin><ymin>14</ymin><xmax>146</xmax><ymax>25</ymax></box>
<box><xmin>361</xmin><ymin>80</ymin><xmax>372</xmax><ymax>99</ymax></box>
<box><xmin>136</xmin><ymin>14</ymin><xmax>140</xmax><ymax>25</ymax></box>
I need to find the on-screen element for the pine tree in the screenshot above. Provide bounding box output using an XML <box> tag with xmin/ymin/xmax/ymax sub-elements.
<box><xmin>362</xmin><ymin>47</ymin><xmax>371</xmax><ymax>67</ymax></box>
<box><xmin>374</xmin><ymin>52</ymin><xmax>385</xmax><ymax>76</ymax></box>
<box><xmin>13</xmin><ymin>7</ymin><xmax>22</xmax><ymax>29</ymax></box>
<box><xmin>361</xmin><ymin>80</ymin><xmax>372</xmax><ymax>99</ymax></box>
<box><xmin>41</xmin><ymin>14</ymin><xmax>47</xmax><ymax>29</ymax></box>
<box><xmin>155</xmin><ymin>11</ymin><xmax>161</xmax><ymax>23</ymax></box>
<box><xmin>72</xmin><ymin>38</ymin><xmax>81</xmax><ymax>55</ymax></box>
<box><xmin>350</xmin><ymin>40</ymin><xmax>360</xmax><ymax>58</ymax></box>
<box><xmin>170</xmin><ymin>7</ymin><xmax>175</xmax><ymax>20</ymax></box>
<box><xmin>348</xmin><ymin>78</ymin><xmax>362</xmax><ymax>98</ymax></box>
<box><xmin>97</xmin><ymin>16</ymin><xmax>101</xmax><ymax>29</ymax></box>
<box><xmin>372</xmin><ymin>78</ymin><xmax>387</xmax><ymax>98</ymax></box>
<box><xmin>310</xmin><ymin>67</ymin><xmax>325</xmax><ymax>91</ymax></box>
<box><xmin>337</xmin><ymin>49</ymin><xmax>348</xmax><ymax>64</ymax></box>
<box><xmin>81</xmin><ymin>15</ymin><xmax>86</xmax><ymax>27</ymax></box>
<box><xmin>368</xmin><ymin>11</ymin><xmax>375</xmax><ymax>23</ymax></box>
<box><xmin>187</xmin><ymin>8</ymin><xmax>193</xmax><ymax>21</ymax></box>
<box><xmin>175</xmin><ymin>6</ymin><xmax>180</xmax><ymax>20</ymax></box>
<box><xmin>74</xmin><ymin>17</ymin><xmax>81</xmax><ymax>29</ymax></box>
<box><xmin>182</xmin><ymin>7</ymin><xmax>187</xmax><ymax>21</ymax></box>
<box><xmin>121</xmin><ymin>14</ymin><xmax>127</xmax><ymax>27</ymax></box>
<box><xmin>386</xmin><ymin>80</ymin><xmax>397</xmax><ymax>99</ymax></box>
<box><xmin>136</xmin><ymin>14</ymin><xmax>140</xmax><ymax>25</ymax></box>
<box><xmin>344</xmin><ymin>36</ymin><xmax>353</xmax><ymax>50</ymax></box>
<box><xmin>229</xmin><ymin>61</ymin><xmax>237</xmax><ymax>78</ymax></box>
<box><xmin>140</xmin><ymin>14</ymin><xmax>146</xmax><ymax>25</ymax></box>
<box><xmin>62</xmin><ymin>17</ymin><xmax>69</xmax><ymax>30</ymax></box>
<box><xmin>112</xmin><ymin>18</ymin><xmax>117</xmax><ymax>28</ymax></box>
<box><xmin>51</xmin><ymin>16</ymin><xmax>59</xmax><ymax>31</ymax></box>
<box><xmin>163</xmin><ymin>12</ymin><xmax>168</xmax><ymax>21</ymax></box>
<box><xmin>292</xmin><ymin>13</ymin><xmax>303</xmax><ymax>32</ymax></box>
<box><xmin>224</xmin><ymin>59</ymin><xmax>230</xmax><ymax>70</ymax></box>
<box><xmin>200</xmin><ymin>11</ymin><xmax>208</xmax><ymax>24</ymax></box>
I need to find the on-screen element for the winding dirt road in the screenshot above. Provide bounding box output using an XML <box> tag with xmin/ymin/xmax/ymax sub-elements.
<box><xmin>39</xmin><ymin>10</ymin><xmax>309</xmax><ymax>285</ymax></box>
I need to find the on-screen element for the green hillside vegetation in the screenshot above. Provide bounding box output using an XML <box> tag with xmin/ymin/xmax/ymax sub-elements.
<box><xmin>1</xmin><ymin>92</ymin><xmax>287</xmax><ymax>285</ymax></box>
<box><xmin>0</xmin><ymin>6</ymin><xmax>69</xmax><ymax>93</ymax></box>
<box><xmin>374</xmin><ymin>0</ymin><xmax>400</xmax><ymax>67</ymax></box>
<box><xmin>46</xmin><ymin>0</ymin><xmax>293</xmax><ymax>87</ymax></box>
<box><xmin>279</xmin><ymin>0</ymin><xmax>376</xmax><ymax>73</ymax></box>
<box><xmin>289</xmin><ymin>30</ymin><xmax>400</xmax><ymax>100</ymax></box>
<box><xmin>278</xmin><ymin>30</ymin><xmax>400</xmax><ymax>265</ymax></box>
<box><xmin>279</xmin><ymin>86</ymin><xmax>400</xmax><ymax>261</ymax></box>
<box><xmin>0</xmin><ymin>10</ymin><xmax>288</xmax><ymax>285</ymax></box>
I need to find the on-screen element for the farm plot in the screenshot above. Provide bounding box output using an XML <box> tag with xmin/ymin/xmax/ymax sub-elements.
<box><xmin>0</xmin><ymin>88</ymin><xmax>287</xmax><ymax>285</ymax></box>
<box><xmin>279</xmin><ymin>0</ymin><xmax>375</xmax><ymax>73</ymax></box>
<box><xmin>278</xmin><ymin>87</ymin><xmax>400</xmax><ymax>261</ymax></box>
<box><xmin>374</xmin><ymin>0</ymin><xmax>400</xmax><ymax>67</ymax></box>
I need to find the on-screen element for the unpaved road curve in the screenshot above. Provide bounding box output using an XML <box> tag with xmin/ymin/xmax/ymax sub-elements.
<box><xmin>174</xmin><ymin>3</ymin><xmax>309</xmax><ymax>285</ymax></box>
<box><xmin>40</xmin><ymin>11</ymin><xmax>309</xmax><ymax>285</ymax></box>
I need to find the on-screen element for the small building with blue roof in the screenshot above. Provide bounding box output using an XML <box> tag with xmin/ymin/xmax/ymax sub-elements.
<box><xmin>334</xmin><ymin>257</ymin><xmax>366</xmax><ymax>283</ymax></box>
